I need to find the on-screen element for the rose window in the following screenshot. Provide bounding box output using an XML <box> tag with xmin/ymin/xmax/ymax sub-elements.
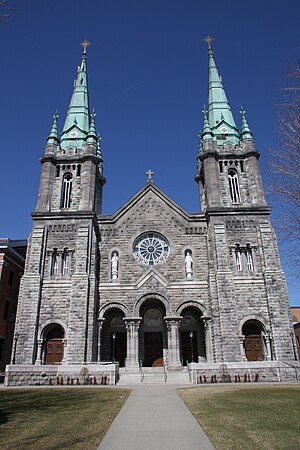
<box><xmin>133</xmin><ymin>233</ymin><xmax>169</xmax><ymax>266</ymax></box>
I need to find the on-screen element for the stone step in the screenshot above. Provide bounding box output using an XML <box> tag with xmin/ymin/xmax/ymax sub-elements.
<box><xmin>117</xmin><ymin>369</ymin><xmax>190</xmax><ymax>385</ymax></box>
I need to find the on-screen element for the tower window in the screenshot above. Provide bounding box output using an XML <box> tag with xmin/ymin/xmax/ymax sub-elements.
<box><xmin>3</xmin><ymin>300</ymin><xmax>10</xmax><ymax>320</ymax></box>
<box><xmin>61</xmin><ymin>173</ymin><xmax>73</xmax><ymax>208</ymax></box>
<box><xmin>246</xmin><ymin>245</ymin><xmax>254</xmax><ymax>271</ymax></box>
<box><xmin>62</xmin><ymin>249</ymin><xmax>69</xmax><ymax>275</ymax></box>
<box><xmin>235</xmin><ymin>245</ymin><xmax>242</xmax><ymax>271</ymax></box>
<box><xmin>50</xmin><ymin>250</ymin><xmax>58</xmax><ymax>276</ymax></box>
<box><xmin>56</xmin><ymin>166</ymin><xmax>60</xmax><ymax>177</ymax></box>
<box><xmin>240</xmin><ymin>161</ymin><xmax>244</xmax><ymax>173</ymax></box>
<box><xmin>228</xmin><ymin>169</ymin><xmax>241</xmax><ymax>204</ymax></box>
<box><xmin>76</xmin><ymin>165</ymin><xmax>81</xmax><ymax>177</ymax></box>
<box><xmin>219</xmin><ymin>161</ymin><xmax>223</xmax><ymax>173</ymax></box>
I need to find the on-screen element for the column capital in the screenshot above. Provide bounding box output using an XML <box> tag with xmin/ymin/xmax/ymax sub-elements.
<box><xmin>164</xmin><ymin>316</ymin><xmax>182</xmax><ymax>330</ymax></box>
<box><xmin>123</xmin><ymin>317</ymin><xmax>142</xmax><ymax>330</ymax></box>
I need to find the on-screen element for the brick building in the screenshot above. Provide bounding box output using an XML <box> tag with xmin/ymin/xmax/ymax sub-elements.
<box><xmin>5</xmin><ymin>41</ymin><xmax>299</xmax><ymax>385</ymax></box>
<box><xmin>0</xmin><ymin>239</ymin><xmax>26</xmax><ymax>376</ymax></box>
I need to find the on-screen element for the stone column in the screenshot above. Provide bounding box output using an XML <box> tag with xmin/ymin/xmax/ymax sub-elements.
<box><xmin>202</xmin><ymin>316</ymin><xmax>212</xmax><ymax>362</ymax></box>
<box><xmin>124</xmin><ymin>318</ymin><xmax>141</xmax><ymax>369</ymax></box>
<box><xmin>239</xmin><ymin>335</ymin><xmax>247</xmax><ymax>361</ymax></box>
<box><xmin>61</xmin><ymin>339</ymin><xmax>68</xmax><ymax>363</ymax></box>
<box><xmin>265</xmin><ymin>334</ymin><xmax>272</xmax><ymax>361</ymax></box>
<box><xmin>35</xmin><ymin>339</ymin><xmax>43</xmax><ymax>365</ymax></box>
<box><xmin>164</xmin><ymin>317</ymin><xmax>182</xmax><ymax>369</ymax></box>
<box><xmin>97</xmin><ymin>319</ymin><xmax>105</xmax><ymax>362</ymax></box>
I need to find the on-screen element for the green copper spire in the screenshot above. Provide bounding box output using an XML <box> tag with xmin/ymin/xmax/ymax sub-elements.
<box><xmin>47</xmin><ymin>111</ymin><xmax>60</xmax><ymax>145</ymax></box>
<box><xmin>60</xmin><ymin>41</ymin><xmax>91</xmax><ymax>149</ymax></box>
<box><xmin>201</xmin><ymin>105</ymin><xmax>213</xmax><ymax>141</ymax></box>
<box><xmin>240</xmin><ymin>106</ymin><xmax>253</xmax><ymax>140</ymax></box>
<box><xmin>204</xmin><ymin>36</ymin><xmax>239</xmax><ymax>145</ymax></box>
<box><xmin>87</xmin><ymin>110</ymin><xmax>97</xmax><ymax>144</ymax></box>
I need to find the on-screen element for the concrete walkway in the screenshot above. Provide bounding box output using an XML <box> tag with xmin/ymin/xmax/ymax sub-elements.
<box><xmin>98</xmin><ymin>385</ymin><xmax>215</xmax><ymax>450</ymax></box>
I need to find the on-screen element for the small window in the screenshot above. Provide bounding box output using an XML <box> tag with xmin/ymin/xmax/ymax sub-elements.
<box><xmin>62</xmin><ymin>250</ymin><xmax>69</xmax><ymax>275</ymax></box>
<box><xmin>246</xmin><ymin>245</ymin><xmax>254</xmax><ymax>271</ymax></box>
<box><xmin>76</xmin><ymin>165</ymin><xmax>81</xmax><ymax>177</ymax></box>
<box><xmin>240</xmin><ymin>161</ymin><xmax>244</xmax><ymax>173</ymax></box>
<box><xmin>235</xmin><ymin>245</ymin><xmax>242</xmax><ymax>271</ymax></box>
<box><xmin>56</xmin><ymin>166</ymin><xmax>60</xmax><ymax>177</ymax></box>
<box><xmin>50</xmin><ymin>250</ymin><xmax>58</xmax><ymax>276</ymax></box>
<box><xmin>228</xmin><ymin>169</ymin><xmax>241</xmax><ymax>204</ymax></box>
<box><xmin>8</xmin><ymin>270</ymin><xmax>14</xmax><ymax>287</ymax></box>
<box><xmin>219</xmin><ymin>161</ymin><xmax>223</xmax><ymax>173</ymax></box>
<box><xmin>3</xmin><ymin>301</ymin><xmax>10</xmax><ymax>320</ymax></box>
<box><xmin>61</xmin><ymin>173</ymin><xmax>73</xmax><ymax>208</ymax></box>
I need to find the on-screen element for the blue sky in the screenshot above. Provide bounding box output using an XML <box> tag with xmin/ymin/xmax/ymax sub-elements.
<box><xmin>0</xmin><ymin>0</ymin><xmax>299</xmax><ymax>304</ymax></box>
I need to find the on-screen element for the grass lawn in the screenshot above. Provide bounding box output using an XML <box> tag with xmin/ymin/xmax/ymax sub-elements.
<box><xmin>0</xmin><ymin>387</ymin><xmax>130</xmax><ymax>450</ymax></box>
<box><xmin>178</xmin><ymin>384</ymin><xmax>300</xmax><ymax>450</ymax></box>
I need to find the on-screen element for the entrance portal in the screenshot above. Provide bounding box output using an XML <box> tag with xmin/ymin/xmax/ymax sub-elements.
<box><xmin>44</xmin><ymin>326</ymin><xmax>64</xmax><ymax>364</ymax></box>
<box><xmin>243</xmin><ymin>321</ymin><xmax>264</xmax><ymax>361</ymax></box>
<box><xmin>144</xmin><ymin>332</ymin><xmax>163</xmax><ymax>366</ymax></box>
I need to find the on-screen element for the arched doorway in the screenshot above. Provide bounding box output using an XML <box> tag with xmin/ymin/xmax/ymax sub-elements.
<box><xmin>140</xmin><ymin>299</ymin><xmax>166</xmax><ymax>367</ymax></box>
<box><xmin>180</xmin><ymin>307</ymin><xmax>206</xmax><ymax>365</ymax></box>
<box><xmin>102</xmin><ymin>308</ymin><xmax>127</xmax><ymax>367</ymax></box>
<box><xmin>243</xmin><ymin>321</ymin><xmax>265</xmax><ymax>361</ymax></box>
<box><xmin>44</xmin><ymin>325</ymin><xmax>64</xmax><ymax>364</ymax></box>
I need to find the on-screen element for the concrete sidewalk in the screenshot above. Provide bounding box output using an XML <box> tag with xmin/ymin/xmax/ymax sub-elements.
<box><xmin>98</xmin><ymin>385</ymin><xmax>215</xmax><ymax>450</ymax></box>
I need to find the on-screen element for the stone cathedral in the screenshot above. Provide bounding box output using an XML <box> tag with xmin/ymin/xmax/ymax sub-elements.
<box><xmin>6</xmin><ymin>40</ymin><xmax>298</xmax><ymax>386</ymax></box>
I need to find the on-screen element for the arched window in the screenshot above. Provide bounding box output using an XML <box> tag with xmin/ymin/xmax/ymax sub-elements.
<box><xmin>246</xmin><ymin>244</ymin><xmax>254</xmax><ymax>271</ymax></box>
<box><xmin>61</xmin><ymin>173</ymin><xmax>73</xmax><ymax>208</ymax></box>
<box><xmin>62</xmin><ymin>249</ymin><xmax>69</xmax><ymax>275</ymax></box>
<box><xmin>235</xmin><ymin>245</ymin><xmax>242</xmax><ymax>271</ymax></box>
<box><xmin>50</xmin><ymin>249</ymin><xmax>58</xmax><ymax>276</ymax></box>
<box><xmin>228</xmin><ymin>169</ymin><xmax>241</xmax><ymax>204</ymax></box>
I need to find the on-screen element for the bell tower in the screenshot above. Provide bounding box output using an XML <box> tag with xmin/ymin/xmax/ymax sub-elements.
<box><xmin>13</xmin><ymin>42</ymin><xmax>105</xmax><ymax>366</ymax></box>
<box><xmin>196</xmin><ymin>38</ymin><xmax>294</xmax><ymax>363</ymax></box>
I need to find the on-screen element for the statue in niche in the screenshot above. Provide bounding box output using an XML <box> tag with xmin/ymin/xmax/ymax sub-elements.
<box><xmin>111</xmin><ymin>252</ymin><xmax>119</xmax><ymax>280</ymax></box>
<box><xmin>185</xmin><ymin>251</ymin><xmax>193</xmax><ymax>278</ymax></box>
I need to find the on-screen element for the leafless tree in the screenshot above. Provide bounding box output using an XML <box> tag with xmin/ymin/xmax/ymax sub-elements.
<box><xmin>0</xmin><ymin>0</ymin><xmax>15</xmax><ymax>23</ymax></box>
<box><xmin>270</xmin><ymin>57</ymin><xmax>300</xmax><ymax>266</ymax></box>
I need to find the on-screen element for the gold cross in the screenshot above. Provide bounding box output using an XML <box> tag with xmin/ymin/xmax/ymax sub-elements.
<box><xmin>203</xmin><ymin>36</ymin><xmax>214</xmax><ymax>49</ymax></box>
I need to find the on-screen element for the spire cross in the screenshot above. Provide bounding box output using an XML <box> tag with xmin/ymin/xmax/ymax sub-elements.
<box><xmin>80</xmin><ymin>40</ymin><xmax>91</xmax><ymax>53</ymax></box>
<box><xmin>204</xmin><ymin>35</ymin><xmax>214</xmax><ymax>49</ymax></box>
<box><xmin>146</xmin><ymin>169</ymin><xmax>154</xmax><ymax>182</ymax></box>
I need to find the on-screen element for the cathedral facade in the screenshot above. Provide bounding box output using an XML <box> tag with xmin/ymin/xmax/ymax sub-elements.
<box><xmin>5</xmin><ymin>41</ymin><xmax>298</xmax><ymax>385</ymax></box>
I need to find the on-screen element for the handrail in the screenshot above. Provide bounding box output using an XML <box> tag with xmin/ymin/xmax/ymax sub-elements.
<box><xmin>139</xmin><ymin>360</ymin><xmax>144</xmax><ymax>383</ymax></box>
<box><xmin>163</xmin><ymin>362</ymin><xmax>167</xmax><ymax>383</ymax></box>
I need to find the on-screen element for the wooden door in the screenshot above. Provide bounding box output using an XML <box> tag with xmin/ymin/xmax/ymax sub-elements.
<box><xmin>144</xmin><ymin>332</ymin><xmax>163</xmax><ymax>366</ymax></box>
<box><xmin>45</xmin><ymin>339</ymin><xmax>64</xmax><ymax>364</ymax></box>
<box><xmin>244</xmin><ymin>335</ymin><xmax>263</xmax><ymax>361</ymax></box>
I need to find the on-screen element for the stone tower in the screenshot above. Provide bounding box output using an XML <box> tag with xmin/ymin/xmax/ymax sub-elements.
<box><xmin>195</xmin><ymin>38</ymin><xmax>294</xmax><ymax>362</ymax></box>
<box><xmin>13</xmin><ymin>42</ymin><xmax>105</xmax><ymax>366</ymax></box>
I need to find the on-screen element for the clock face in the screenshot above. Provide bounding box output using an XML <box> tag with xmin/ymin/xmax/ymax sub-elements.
<box><xmin>69</xmin><ymin>130</ymin><xmax>79</xmax><ymax>138</ymax></box>
<box><xmin>133</xmin><ymin>233</ymin><xmax>169</xmax><ymax>266</ymax></box>
<box><xmin>220</xmin><ymin>126</ymin><xmax>229</xmax><ymax>134</ymax></box>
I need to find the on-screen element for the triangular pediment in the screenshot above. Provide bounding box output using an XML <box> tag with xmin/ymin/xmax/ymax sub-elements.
<box><xmin>99</xmin><ymin>182</ymin><xmax>202</xmax><ymax>226</ymax></box>
<box><xmin>136</xmin><ymin>269</ymin><xmax>168</xmax><ymax>289</ymax></box>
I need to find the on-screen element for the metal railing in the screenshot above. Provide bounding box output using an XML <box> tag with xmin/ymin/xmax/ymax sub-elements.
<box><xmin>163</xmin><ymin>362</ymin><xmax>168</xmax><ymax>383</ymax></box>
<box><xmin>139</xmin><ymin>360</ymin><xmax>144</xmax><ymax>382</ymax></box>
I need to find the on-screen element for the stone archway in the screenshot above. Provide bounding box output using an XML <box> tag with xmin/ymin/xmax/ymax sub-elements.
<box><xmin>242</xmin><ymin>320</ymin><xmax>265</xmax><ymax>361</ymax></box>
<box><xmin>139</xmin><ymin>298</ymin><xmax>167</xmax><ymax>367</ymax></box>
<box><xmin>43</xmin><ymin>324</ymin><xmax>65</xmax><ymax>364</ymax></box>
<box><xmin>101</xmin><ymin>308</ymin><xmax>127</xmax><ymax>367</ymax></box>
<box><xmin>180</xmin><ymin>306</ymin><xmax>206</xmax><ymax>365</ymax></box>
